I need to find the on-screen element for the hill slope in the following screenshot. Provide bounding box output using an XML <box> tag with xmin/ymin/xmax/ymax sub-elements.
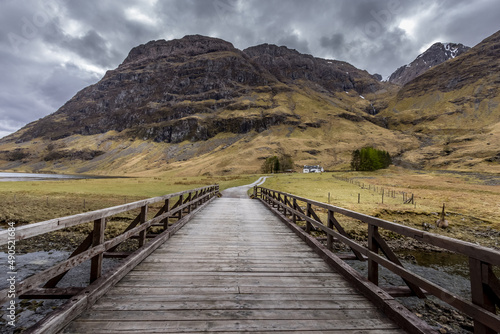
<box><xmin>380</xmin><ymin>30</ymin><xmax>500</xmax><ymax>171</ymax></box>
<box><xmin>0</xmin><ymin>35</ymin><xmax>412</xmax><ymax>176</ymax></box>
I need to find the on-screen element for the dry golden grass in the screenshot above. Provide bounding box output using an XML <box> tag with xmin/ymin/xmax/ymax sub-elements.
<box><xmin>261</xmin><ymin>167</ymin><xmax>500</xmax><ymax>248</ymax></box>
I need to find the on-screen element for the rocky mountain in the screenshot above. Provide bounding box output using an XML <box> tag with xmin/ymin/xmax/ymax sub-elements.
<box><xmin>0</xmin><ymin>35</ymin><xmax>403</xmax><ymax>175</ymax></box>
<box><xmin>381</xmin><ymin>30</ymin><xmax>500</xmax><ymax>171</ymax></box>
<box><xmin>388</xmin><ymin>42</ymin><xmax>470</xmax><ymax>86</ymax></box>
<box><xmin>7</xmin><ymin>35</ymin><xmax>384</xmax><ymax>144</ymax></box>
<box><xmin>1</xmin><ymin>30</ymin><xmax>498</xmax><ymax>176</ymax></box>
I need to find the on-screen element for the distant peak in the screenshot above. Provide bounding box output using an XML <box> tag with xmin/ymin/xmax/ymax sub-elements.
<box><xmin>389</xmin><ymin>41</ymin><xmax>470</xmax><ymax>85</ymax></box>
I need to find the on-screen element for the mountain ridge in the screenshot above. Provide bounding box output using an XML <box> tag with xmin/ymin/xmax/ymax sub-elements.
<box><xmin>1</xmin><ymin>31</ymin><xmax>499</xmax><ymax>175</ymax></box>
<box><xmin>388</xmin><ymin>42</ymin><xmax>470</xmax><ymax>86</ymax></box>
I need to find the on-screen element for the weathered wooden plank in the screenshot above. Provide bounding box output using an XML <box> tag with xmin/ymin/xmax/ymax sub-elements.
<box><xmin>91</xmin><ymin>298</ymin><xmax>376</xmax><ymax>311</ymax></box>
<box><xmin>63</xmin><ymin>319</ymin><xmax>401</xmax><ymax>333</ymax></box>
<box><xmin>56</xmin><ymin>195</ymin><xmax>408</xmax><ymax>334</ymax></box>
<box><xmin>97</xmin><ymin>293</ymin><xmax>369</xmax><ymax>302</ymax></box>
<box><xmin>68</xmin><ymin>331</ymin><xmax>404</xmax><ymax>334</ymax></box>
<box><xmin>75</xmin><ymin>308</ymin><xmax>388</xmax><ymax>321</ymax></box>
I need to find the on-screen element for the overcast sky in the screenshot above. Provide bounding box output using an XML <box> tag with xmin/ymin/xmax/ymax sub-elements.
<box><xmin>1</xmin><ymin>0</ymin><xmax>499</xmax><ymax>138</ymax></box>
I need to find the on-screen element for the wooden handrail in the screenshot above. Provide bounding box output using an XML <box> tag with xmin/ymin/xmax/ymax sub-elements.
<box><xmin>0</xmin><ymin>185</ymin><xmax>219</xmax><ymax>306</ymax></box>
<box><xmin>0</xmin><ymin>185</ymin><xmax>214</xmax><ymax>245</ymax></box>
<box><xmin>257</xmin><ymin>187</ymin><xmax>500</xmax><ymax>266</ymax></box>
<box><xmin>257</xmin><ymin>186</ymin><xmax>500</xmax><ymax>334</ymax></box>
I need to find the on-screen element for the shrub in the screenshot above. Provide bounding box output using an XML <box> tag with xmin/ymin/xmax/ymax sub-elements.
<box><xmin>261</xmin><ymin>154</ymin><xmax>294</xmax><ymax>173</ymax></box>
<box><xmin>351</xmin><ymin>147</ymin><xmax>391</xmax><ymax>171</ymax></box>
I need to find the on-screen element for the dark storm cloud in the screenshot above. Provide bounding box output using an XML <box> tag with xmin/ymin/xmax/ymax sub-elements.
<box><xmin>1</xmin><ymin>0</ymin><xmax>500</xmax><ymax>138</ymax></box>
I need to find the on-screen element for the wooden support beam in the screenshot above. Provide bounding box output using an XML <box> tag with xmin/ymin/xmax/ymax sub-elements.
<box><xmin>90</xmin><ymin>218</ymin><xmax>106</xmax><ymax>283</ymax></box>
<box><xmin>184</xmin><ymin>193</ymin><xmax>192</xmax><ymax>214</ymax></box>
<box><xmin>329</xmin><ymin>213</ymin><xmax>364</xmax><ymax>261</ymax></box>
<box><xmin>20</xmin><ymin>287</ymin><xmax>84</xmax><ymax>300</ymax></box>
<box><xmin>107</xmin><ymin>213</ymin><xmax>142</xmax><ymax>253</ymax></box>
<box><xmin>103</xmin><ymin>252</ymin><xmax>132</xmax><ymax>259</ymax></box>
<box><xmin>372</xmin><ymin>228</ymin><xmax>426</xmax><ymax>298</ymax></box>
<box><xmin>382</xmin><ymin>286</ymin><xmax>430</xmax><ymax>298</ymax></box>
<box><xmin>43</xmin><ymin>232</ymin><xmax>93</xmax><ymax>288</ymax></box>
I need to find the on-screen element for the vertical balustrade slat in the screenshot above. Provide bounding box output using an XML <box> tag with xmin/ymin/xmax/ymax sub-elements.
<box><xmin>90</xmin><ymin>218</ymin><xmax>106</xmax><ymax>283</ymax></box>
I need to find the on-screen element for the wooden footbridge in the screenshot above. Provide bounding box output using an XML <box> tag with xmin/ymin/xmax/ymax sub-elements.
<box><xmin>1</xmin><ymin>181</ymin><xmax>499</xmax><ymax>333</ymax></box>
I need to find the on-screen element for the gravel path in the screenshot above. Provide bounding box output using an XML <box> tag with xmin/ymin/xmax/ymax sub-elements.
<box><xmin>221</xmin><ymin>176</ymin><xmax>268</xmax><ymax>198</ymax></box>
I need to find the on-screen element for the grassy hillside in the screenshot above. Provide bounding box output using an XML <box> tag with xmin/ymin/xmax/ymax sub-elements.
<box><xmin>0</xmin><ymin>87</ymin><xmax>418</xmax><ymax>176</ymax></box>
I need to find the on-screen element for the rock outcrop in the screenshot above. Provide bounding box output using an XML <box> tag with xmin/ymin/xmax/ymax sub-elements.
<box><xmin>5</xmin><ymin>35</ymin><xmax>384</xmax><ymax>144</ymax></box>
<box><xmin>388</xmin><ymin>42</ymin><xmax>470</xmax><ymax>86</ymax></box>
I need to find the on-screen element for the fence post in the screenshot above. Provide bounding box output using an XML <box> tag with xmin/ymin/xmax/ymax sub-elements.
<box><xmin>90</xmin><ymin>218</ymin><xmax>106</xmax><ymax>283</ymax></box>
<box><xmin>469</xmin><ymin>258</ymin><xmax>497</xmax><ymax>334</ymax></box>
<box><xmin>368</xmin><ymin>224</ymin><xmax>379</xmax><ymax>285</ymax></box>
<box><xmin>138</xmin><ymin>205</ymin><xmax>148</xmax><ymax>248</ymax></box>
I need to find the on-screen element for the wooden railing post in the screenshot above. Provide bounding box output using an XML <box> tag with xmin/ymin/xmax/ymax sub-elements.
<box><xmin>90</xmin><ymin>218</ymin><xmax>105</xmax><ymax>283</ymax></box>
<box><xmin>283</xmin><ymin>195</ymin><xmax>288</xmax><ymax>216</ymax></box>
<box><xmin>292</xmin><ymin>198</ymin><xmax>297</xmax><ymax>224</ymax></box>
<box><xmin>306</xmin><ymin>203</ymin><xmax>312</xmax><ymax>234</ymax></box>
<box><xmin>469</xmin><ymin>258</ymin><xmax>497</xmax><ymax>334</ymax></box>
<box><xmin>368</xmin><ymin>224</ymin><xmax>379</xmax><ymax>285</ymax></box>
<box><xmin>327</xmin><ymin>210</ymin><xmax>334</xmax><ymax>251</ymax></box>
<box><xmin>138</xmin><ymin>205</ymin><xmax>148</xmax><ymax>248</ymax></box>
<box><xmin>178</xmin><ymin>194</ymin><xmax>183</xmax><ymax>219</ymax></box>
<box><xmin>163</xmin><ymin>199</ymin><xmax>170</xmax><ymax>231</ymax></box>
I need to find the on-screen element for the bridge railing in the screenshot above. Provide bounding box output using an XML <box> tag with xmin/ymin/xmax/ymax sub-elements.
<box><xmin>0</xmin><ymin>184</ymin><xmax>219</xmax><ymax>331</ymax></box>
<box><xmin>256</xmin><ymin>186</ymin><xmax>500</xmax><ymax>334</ymax></box>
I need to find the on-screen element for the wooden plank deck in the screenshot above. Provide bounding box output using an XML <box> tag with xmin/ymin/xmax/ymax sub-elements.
<box><xmin>61</xmin><ymin>197</ymin><xmax>407</xmax><ymax>333</ymax></box>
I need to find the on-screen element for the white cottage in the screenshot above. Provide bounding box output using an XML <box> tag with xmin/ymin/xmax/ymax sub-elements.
<box><xmin>303</xmin><ymin>165</ymin><xmax>324</xmax><ymax>173</ymax></box>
